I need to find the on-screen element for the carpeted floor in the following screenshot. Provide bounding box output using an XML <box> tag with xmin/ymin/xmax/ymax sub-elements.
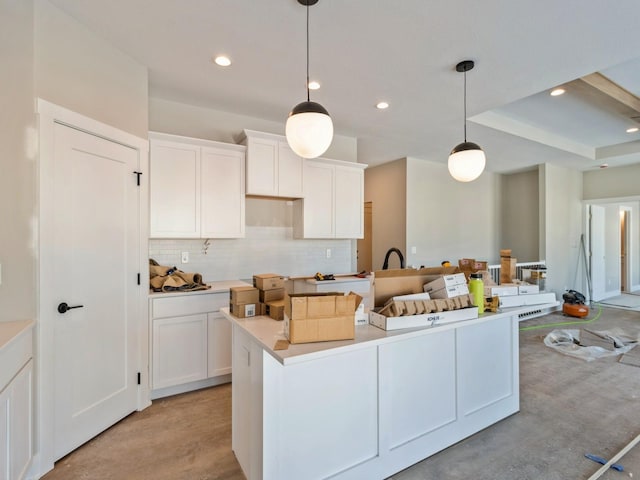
<box><xmin>42</xmin><ymin>305</ymin><xmax>640</xmax><ymax>480</ymax></box>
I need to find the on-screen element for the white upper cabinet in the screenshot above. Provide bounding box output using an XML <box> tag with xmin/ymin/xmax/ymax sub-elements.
<box><xmin>293</xmin><ymin>158</ymin><xmax>366</xmax><ymax>239</ymax></box>
<box><xmin>149</xmin><ymin>132</ymin><xmax>245</xmax><ymax>238</ymax></box>
<box><xmin>241</xmin><ymin>130</ymin><xmax>303</xmax><ymax>198</ymax></box>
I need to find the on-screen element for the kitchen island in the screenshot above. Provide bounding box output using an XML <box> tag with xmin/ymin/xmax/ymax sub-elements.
<box><xmin>222</xmin><ymin>301</ymin><xmax>559</xmax><ymax>480</ymax></box>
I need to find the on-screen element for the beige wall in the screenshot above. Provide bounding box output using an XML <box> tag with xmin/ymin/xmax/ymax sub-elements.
<box><xmin>501</xmin><ymin>169</ymin><xmax>539</xmax><ymax>262</ymax></box>
<box><xmin>583</xmin><ymin>164</ymin><xmax>640</xmax><ymax>200</ymax></box>
<box><xmin>0</xmin><ymin>0</ymin><xmax>36</xmax><ymax>323</ymax></box>
<box><xmin>35</xmin><ymin>0</ymin><xmax>148</xmax><ymax>138</ymax></box>
<box><xmin>406</xmin><ymin>158</ymin><xmax>501</xmax><ymax>267</ymax></box>
<box><xmin>149</xmin><ymin>97</ymin><xmax>358</xmax><ymax>162</ymax></box>
<box><xmin>364</xmin><ymin>159</ymin><xmax>407</xmax><ymax>270</ymax></box>
<box><xmin>540</xmin><ymin>163</ymin><xmax>583</xmax><ymax>296</ymax></box>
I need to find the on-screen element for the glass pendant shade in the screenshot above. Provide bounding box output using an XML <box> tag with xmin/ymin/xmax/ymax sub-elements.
<box><xmin>448</xmin><ymin>141</ymin><xmax>486</xmax><ymax>182</ymax></box>
<box><xmin>286</xmin><ymin>101</ymin><xmax>333</xmax><ymax>158</ymax></box>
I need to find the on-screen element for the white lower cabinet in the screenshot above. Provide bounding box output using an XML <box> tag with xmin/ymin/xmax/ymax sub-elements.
<box><xmin>150</xmin><ymin>292</ymin><xmax>232</xmax><ymax>398</ymax></box>
<box><xmin>230</xmin><ymin>311</ymin><xmax>519</xmax><ymax>480</ymax></box>
<box><xmin>0</xmin><ymin>322</ymin><xmax>33</xmax><ymax>480</ymax></box>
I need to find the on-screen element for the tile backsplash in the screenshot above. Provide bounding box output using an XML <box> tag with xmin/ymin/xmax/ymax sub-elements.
<box><xmin>149</xmin><ymin>226</ymin><xmax>355</xmax><ymax>281</ymax></box>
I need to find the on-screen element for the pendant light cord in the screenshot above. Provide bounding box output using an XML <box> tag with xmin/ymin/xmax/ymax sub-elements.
<box><xmin>463</xmin><ymin>68</ymin><xmax>467</xmax><ymax>142</ymax></box>
<box><xmin>306</xmin><ymin>2</ymin><xmax>310</xmax><ymax>102</ymax></box>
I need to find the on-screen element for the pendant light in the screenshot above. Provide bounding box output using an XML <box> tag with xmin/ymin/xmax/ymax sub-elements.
<box><xmin>285</xmin><ymin>0</ymin><xmax>333</xmax><ymax>159</ymax></box>
<box><xmin>448</xmin><ymin>60</ymin><xmax>486</xmax><ymax>182</ymax></box>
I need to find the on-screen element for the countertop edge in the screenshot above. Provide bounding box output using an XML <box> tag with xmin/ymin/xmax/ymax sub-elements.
<box><xmin>223</xmin><ymin>302</ymin><xmax>561</xmax><ymax>367</ymax></box>
<box><xmin>148</xmin><ymin>279</ymin><xmax>251</xmax><ymax>298</ymax></box>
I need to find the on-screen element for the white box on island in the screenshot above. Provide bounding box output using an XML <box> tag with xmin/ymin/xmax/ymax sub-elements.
<box><xmin>369</xmin><ymin>306</ymin><xmax>478</xmax><ymax>331</ymax></box>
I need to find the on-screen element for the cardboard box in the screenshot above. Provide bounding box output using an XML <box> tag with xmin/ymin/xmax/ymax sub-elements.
<box><xmin>423</xmin><ymin>273</ymin><xmax>466</xmax><ymax>293</ymax></box>
<box><xmin>500</xmin><ymin>257</ymin><xmax>517</xmax><ymax>284</ymax></box>
<box><xmin>354</xmin><ymin>303</ymin><xmax>368</xmax><ymax>326</ymax></box>
<box><xmin>518</xmin><ymin>284</ymin><xmax>540</xmax><ymax>295</ymax></box>
<box><xmin>257</xmin><ymin>302</ymin><xmax>267</xmax><ymax>316</ymax></box>
<box><xmin>283</xmin><ymin>292</ymin><xmax>362</xmax><ymax>344</ymax></box>
<box><xmin>427</xmin><ymin>283</ymin><xmax>470</xmax><ymax>299</ymax></box>
<box><xmin>373</xmin><ymin>266</ymin><xmax>460</xmax><ymax>307</ymax></box>
<box><xmin>259</xmin><ymin>288</ymin><xmax>284</xmax><ymax>303</ymax></box>
<box><xmin>230</xmin><ymin>286</ymin><xmax>259</xmax><ymax>305</ymax></box>
<box><xmin>266</xmin><ymin>299</ymin><xmax>285</xmax><ymax>321</ymax></box>
<box><xmin>253</xmin><ymin>273</ymin><xmax>285</xmax><ymax>291</ymax></box>
<box><xmin>486</xmin><ymin>285</ymin><xmax>519</xmax><ymax>297</ymax></box>
<box><xmin>499</xmin><ymin>292</ymin><xmax>556</xmax><ymax>308</ymax></box>
<box><xmin>230</xmin><ymin>302</ymin><xmax>256</xmax><ymax>318</ymax></box>
<box><xmin>369</xmin><ymin>307</ymin><xmax>478</xmax><ymax>331</ymax></box>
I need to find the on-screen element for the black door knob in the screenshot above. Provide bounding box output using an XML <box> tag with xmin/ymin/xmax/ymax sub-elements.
<box><xmin>57</xmin><ymin>302</ymin><xmax>84</xmax><ymax>314</ymax></box>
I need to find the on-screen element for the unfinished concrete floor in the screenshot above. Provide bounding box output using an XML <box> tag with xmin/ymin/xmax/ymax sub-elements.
<box><xmin>42</xmin><ymin>305</ymin><xmax>640</xmax><ymax>480</ymax></box>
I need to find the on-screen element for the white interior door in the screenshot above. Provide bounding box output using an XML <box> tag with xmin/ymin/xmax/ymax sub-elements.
<box><xmin>590</xmin><ymin>205</ymin><xmax>606</xmax><ymax>301</ymax></box>
<box><xmin>50</xmin><ymin>122</ymin><xmax>139</xmax><ymax>460</ymax></box>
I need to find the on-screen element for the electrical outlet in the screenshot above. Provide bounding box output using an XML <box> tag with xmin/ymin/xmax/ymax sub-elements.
<box><xmin>181</xmin><ymin>251</ymin><xmax>189</xmax><ymax>264</ymax></box>
<box><xmin>326</xmin><ymin>248</ymin><xmax>332</xmax><ymax>259</ymax></box>
<box><xmin>411</xmin><ymin>246</ymin><xmax>417</xmax><ymax>254</ymax></box>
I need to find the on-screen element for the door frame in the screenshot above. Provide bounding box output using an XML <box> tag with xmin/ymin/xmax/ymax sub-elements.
<box><xmin>583</xmin><ymin>196</ymin><xmax>640</xmax><ymax>303</ymax></box>
<box><xmin>34</xmin><ymin>99</ymin><xmax>150</xmax><ymax>477</ymax></box>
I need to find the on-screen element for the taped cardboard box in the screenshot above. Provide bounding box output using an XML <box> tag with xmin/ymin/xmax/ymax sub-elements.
<box><xmin>230</xmin><ymin>286</ymin><xmax>259</xmax><ymax>305</ymax></box>
<box><xmin>230</xmin><ymin>302</ymin><xmax>256</xmax><ymax>318</ymax></box>
<box><xmin>259</xmin><ymin>288</ymin><xmax>284</xmax><ymax>303</ymax></box>
<box><xmin>253</xmin><ymin>273</ymin><xmax>285</xmax><ymax>291</ymax></box>
<box><xmin>284</xmin><ymin>292</ymin><xmax>362</xmax><ymax>344</ymax></box>
<box><xmin>266</xmin><ymin>299</ymin><xmax>285</xmax><ymax>321</ymax></box>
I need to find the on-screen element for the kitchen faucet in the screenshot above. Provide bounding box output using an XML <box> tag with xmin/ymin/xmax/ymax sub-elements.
<box><xmin>382</xmin><ymin>248</ymin><xmax>405</xmax><ymax>270</ymax></box>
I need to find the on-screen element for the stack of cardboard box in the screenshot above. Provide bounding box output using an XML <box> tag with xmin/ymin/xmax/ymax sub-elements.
<box><xmin>423</xmin><ymin>272</ymin><xmax>469</xmax><ymax>298</ymax></box>
<box><xmin>230</xmin><ymin>285</ymin><xmax>259</xmax><ymax>318</ymax></box>
<box><xmin>500</xmin><ymin>249</ymin><xmax>517</xmax><ymax>284</ymax></box>
<box><xmin>253</xmin><ymin>273</ymin><xmax>286</xmax><ymax>320</ymax></box>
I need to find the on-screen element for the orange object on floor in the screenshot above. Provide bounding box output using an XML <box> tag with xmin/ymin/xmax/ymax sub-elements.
<box><xmin>563</xmin><ymin>303</ymin><xmax>589</xmax><ymax>318</ymax></box>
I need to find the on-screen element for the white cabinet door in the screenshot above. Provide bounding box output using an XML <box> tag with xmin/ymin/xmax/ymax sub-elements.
<box><xmin>245</xmin><ymin>136</ymin><xmax>278</xmax><ymax>196</ymax></box>
<box><xmin>457</xmin><ymin>316</ymin><xmax>515</xmax><ymax>418</ymax></box>
<box><xmin>152</xmin><ymin>314</ymin><xmax>208</xmax><ymax>389</ymax></box>
<box><xmin>244</xmin><ymin>131</ymin><xmax>303</xmax><ymax>198</ymax></box>
<box><xmin>277</xmin><ymin>142</ymin><xmax>303</xmax><ymax>198</ymax></box>
<box><xmin>334</xmin><ymin>165</ymin><xmax>364</xmax><ymax>239</ymax></box>
<box><xmin>0</xmin><ymin>382</ymin><xmax>8</xmax><ymax>480</ymax></box>
<box><xmin>150</xmin><ymin>140</ymin><xmax>201</xmax><ymax>238</ymax></box>
<box><xmin>201</xmin><ymin>146</ymin><xmax>245</xmax><ymax>238</ymax></box>
<box><xmin>0</xmin><ymin>360</ymin><xmax>33</xmax><ymax>480</ymax></box>
<box><xmin>208</xmin><ymin>312</ymin><xmax>232</xmax><ymax>377</ymax></box>
<box><xmin>9</xmin><ymin>360</ymin><xmax>32</xmax><ymax>480</ymax></box>
<box><xmin>296</xmin><ymin>160</ymin><xmax>334</xmax><ymax>238</ymax></box>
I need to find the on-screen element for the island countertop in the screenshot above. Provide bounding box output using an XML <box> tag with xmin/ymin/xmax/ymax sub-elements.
<box><xmin>221</xmin><ymin>301</ymin><xmax>559</xmax><ymax>366</ymax></box>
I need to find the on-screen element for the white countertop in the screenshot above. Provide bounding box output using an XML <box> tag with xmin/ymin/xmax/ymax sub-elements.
<box><xmin>0</xmin><ymin>319</ymin><xmax>34</xmax><ymax>353</ymax></box>
<box><xmin>301</xmin><ymin>275</ymin><xmax>371</xmax><ymax>285</ymax></box>
<box><xmin>149</xmin><ymin>279</ymin><xmax>251</xmax><ymax>297</ymax></box>
<box><xmin>222</xmin><ymin>302</ymin><xmax>560</xmax><ymax>366</ymax></box>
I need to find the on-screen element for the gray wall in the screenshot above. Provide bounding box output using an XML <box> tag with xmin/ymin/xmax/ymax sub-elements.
<box><xmin>540</xmin><ymin>163</ymin><xmax>583</xmax><ymax>296</ymax></box>
<box><xmin>583</xmin><ymin>164</ymin><xmax>640</xmax><ymax>200</ymax></box>
<box><xmin>405</xmin><ymin>158</ymin><xmax>501</xmax><ymax>267</ymax></box>
<box><xmin>35</xmin><ymin>0</ymin><xmax>148</xmax><ymax>138</ymax></box>
<box><xmin>364</xmin><ymin>159</ymin><xmax>407</xmax><ymax>270</ymax></box>
<box><xmin>501</xmin><ymin>169</ymin><xmax>539</xmax><ymax>262</ymax></box>
<box><xmin>0</xmin><ymin>0</ymin><xmax>36</xmax><ymax>323</ymax></box>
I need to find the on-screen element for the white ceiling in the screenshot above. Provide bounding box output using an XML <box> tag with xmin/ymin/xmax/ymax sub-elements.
<box><xmin>48</xmin><ymin>0</ymin><xmax>640</xmax><ymax>173</ymax></box>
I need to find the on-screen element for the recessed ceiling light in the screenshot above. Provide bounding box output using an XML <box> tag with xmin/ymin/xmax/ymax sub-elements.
<box><xmin>376</xmin><ymin>101</ymin><xmax>389</xmax><ymax>110</ymax></box>
<box><xmin>626</xmin><ymin>127</ymin><xmax>639</xmax><ymax>133</ymax></box>
<box><xmin>599</xmin><ymin>163</ymin><xmax>609</xmax><ymax>169</ymax></box>
<box><xmin>308</xmin><ymin>81</ymin><xmax>320</xmax><ymax>90</ymax></box>
<box><xmin>213</xmin><ymin>55</ymin><xmax>231</xmax><ymax>67</ymax></box>
<box><xmin>550</xmin><ymin>88</ymin><xmax>565</xmax><ymax>97</ymax></box>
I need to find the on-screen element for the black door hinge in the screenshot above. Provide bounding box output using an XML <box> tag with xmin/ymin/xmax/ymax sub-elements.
<box><xmin>134</xmin><ymin>171</ymin><xmax>142</xmax><ymax>186</ymax></box>
<box><xmin>137</xmin><ymin>273</ymin><xmax>141</xmax><ymax>285</ymax></box>
<box><xmin>137</xmin><ymin>372</ymin><xmax>141</xmax><ymax>385</ymax></box>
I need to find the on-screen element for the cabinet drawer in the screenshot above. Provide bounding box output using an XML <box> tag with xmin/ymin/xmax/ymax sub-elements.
<box><xmin>151</xmin><ymin>292</ymin><xmax>228</xmax><ymax>319</ymax></box>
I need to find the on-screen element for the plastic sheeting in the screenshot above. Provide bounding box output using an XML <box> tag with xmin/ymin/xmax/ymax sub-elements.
<box><xmin>544</xmin><ymin>328</ymin><xmax>639</xmax><ymax>362</ymax></box>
